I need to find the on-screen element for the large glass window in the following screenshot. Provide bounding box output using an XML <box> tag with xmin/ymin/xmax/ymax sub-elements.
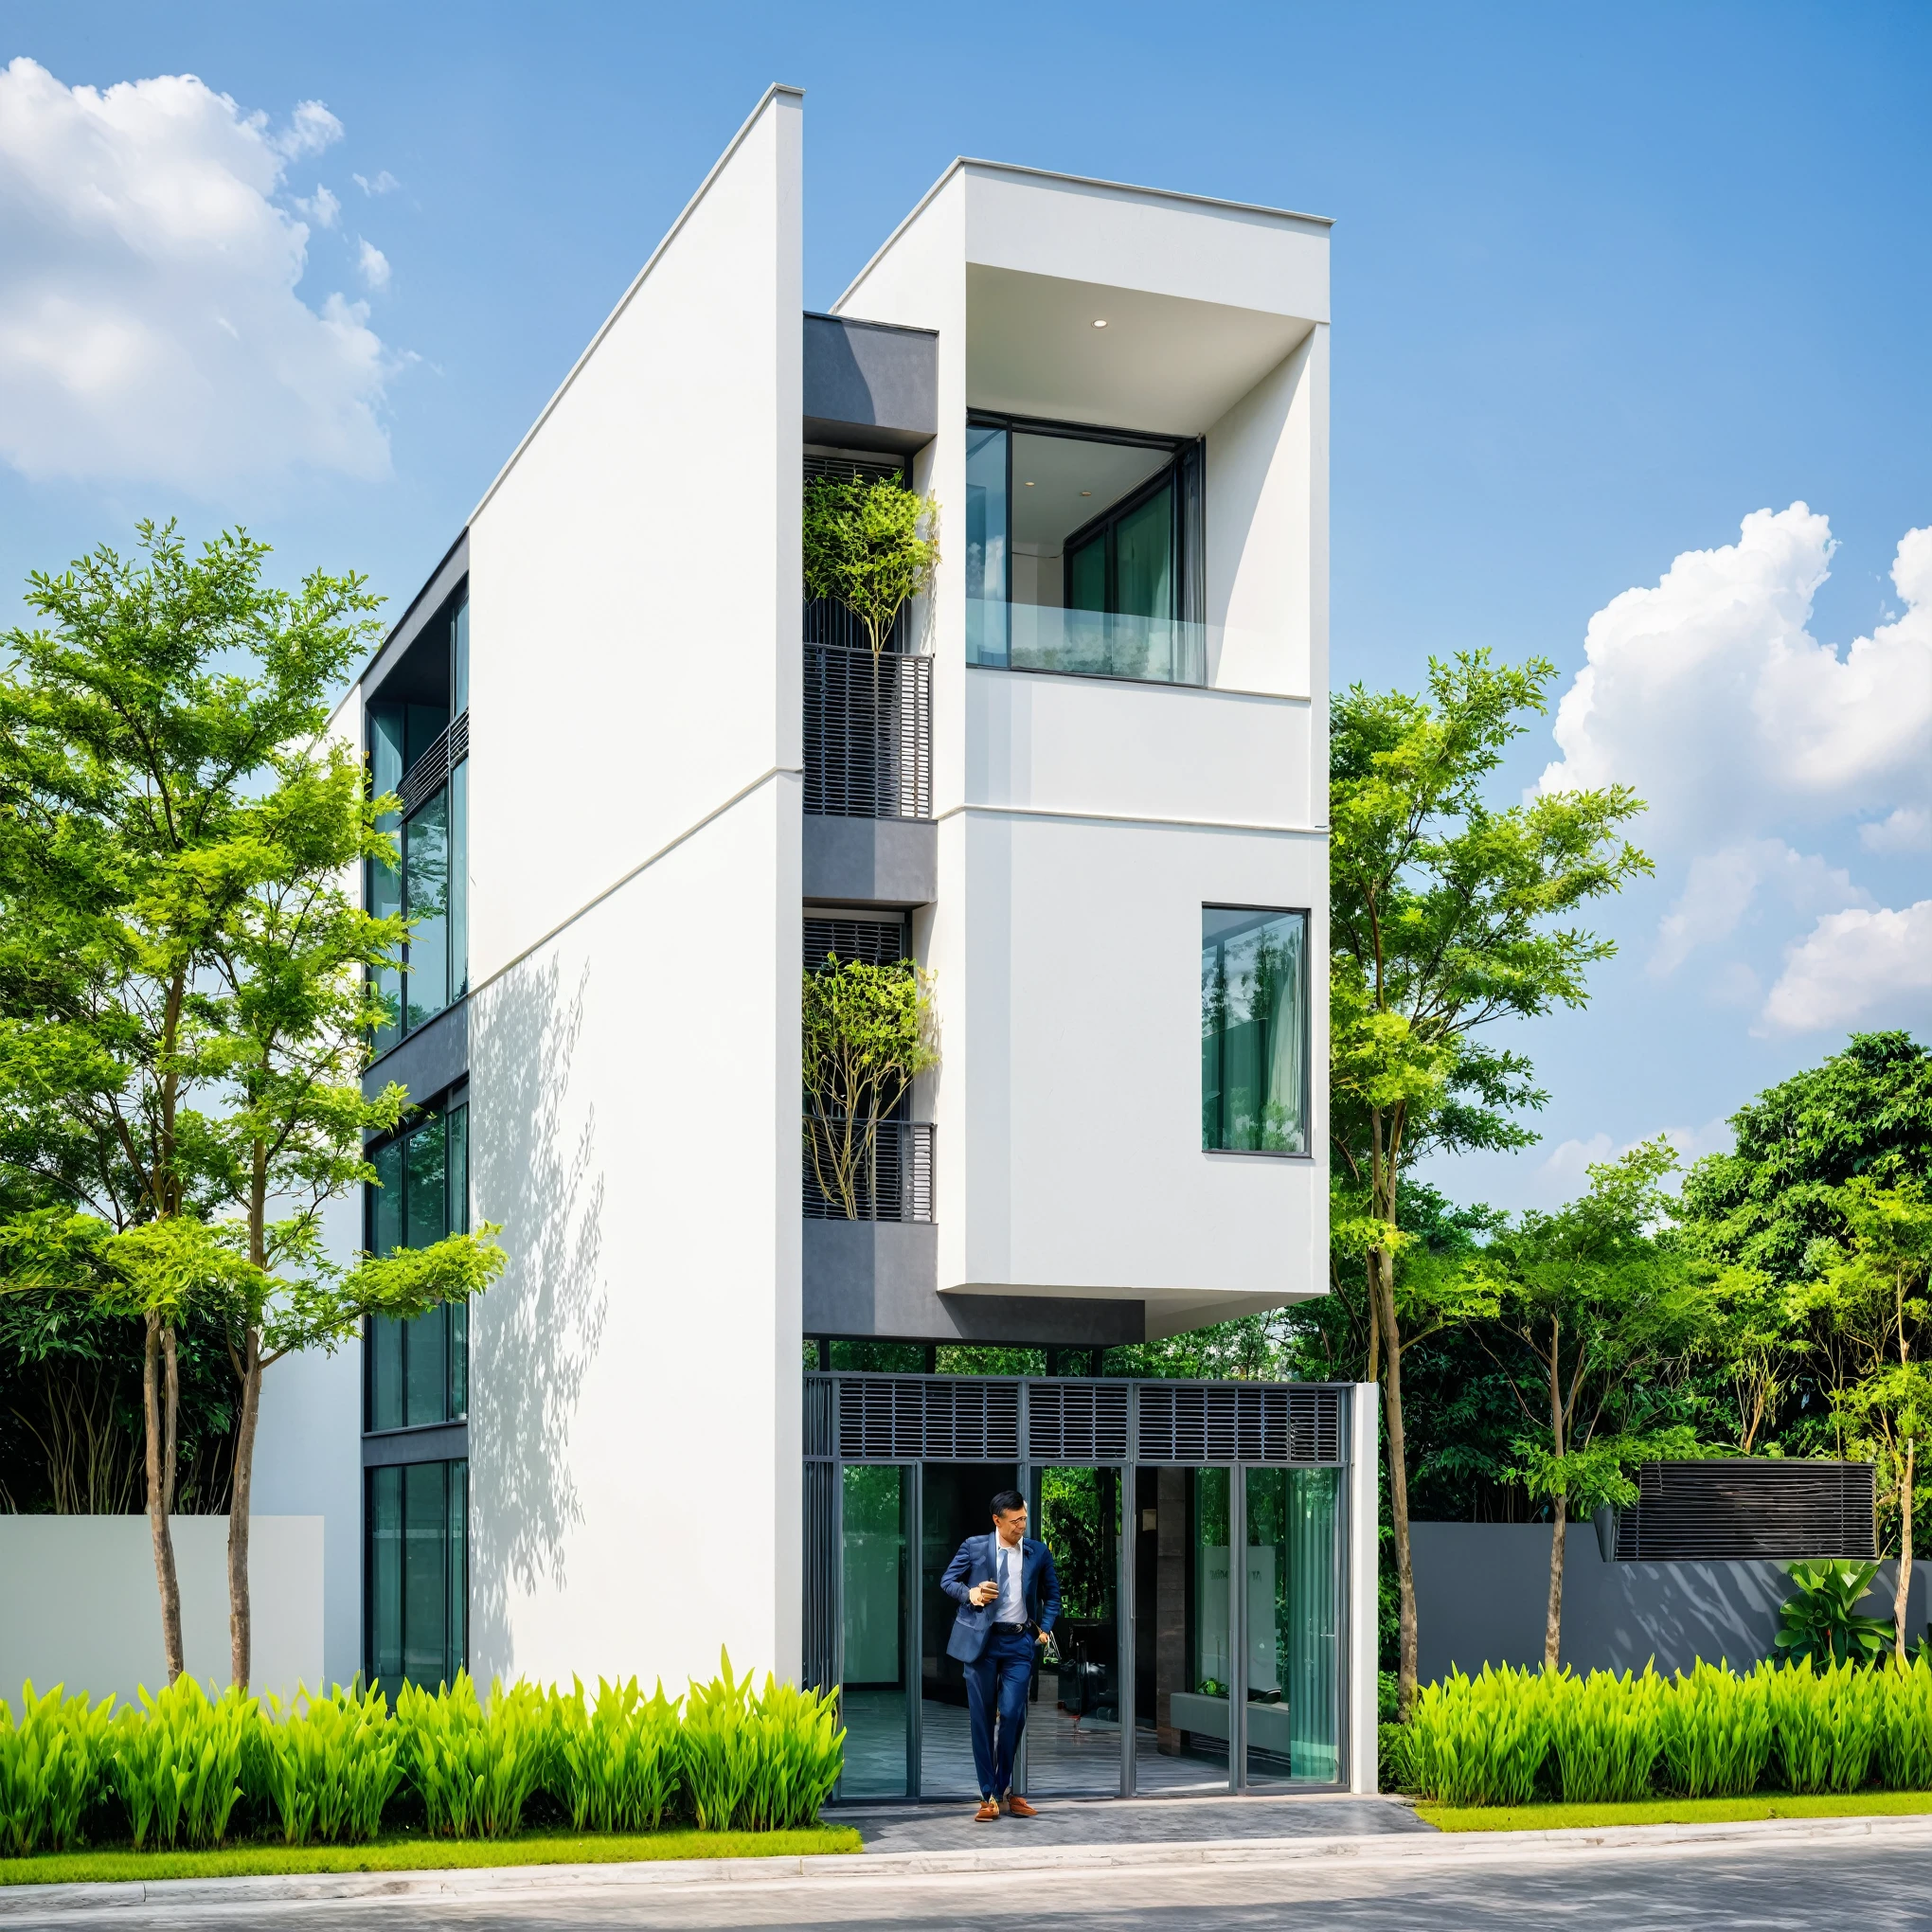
<box><xmin>367</xmin><ymin>1457</ymin><xmax>467</xmax><ymax>1690</ymax></box>
<box><xmin>965</xmin><ymin>418</ymin><xmax>1204</xmax><ymax>685</ymax></box>
<box><xmin>367</xmin><ymin>589</ymin><xmax>470</xmax><ymax>1052</ymax></box>
<box><xmin>367</xmin><ymin>1096</ymin><xmax>470</xmax><ymax>1431</ymax></box>
<box><xmin>1201</xmin><ymin>907</ymin><xmax>1310</xmax><ymax>1155</ymax></box>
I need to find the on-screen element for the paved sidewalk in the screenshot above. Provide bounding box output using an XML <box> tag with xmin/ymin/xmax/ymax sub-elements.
<box><xmin>838</xmin><ymin>1789</ymin><xmax>1432</xmax><ymax>1854</ymax></box>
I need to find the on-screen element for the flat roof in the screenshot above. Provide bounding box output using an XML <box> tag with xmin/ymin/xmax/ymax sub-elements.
<box><xmin>836</xmin><ymin>155</ymin><xmax>1333</xmax><ymax>314</ymax></box>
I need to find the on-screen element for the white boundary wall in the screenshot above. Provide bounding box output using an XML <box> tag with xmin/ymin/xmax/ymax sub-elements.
<box><xmin>0</xmin><ymin>1516</ymin><xmax>323</xmax><ymax>1705</ymax></box>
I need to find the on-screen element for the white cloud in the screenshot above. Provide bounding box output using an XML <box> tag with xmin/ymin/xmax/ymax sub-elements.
<box><xmin>1531</xmin><ymin>1117</ymin><xmax>1731</xmax><ymax>1202</ymax></box>
<box><xmin>272</xmin><ymin>98</ymin><xmax>343</xmax><ymax>159</ymax></box>
<box><xmin>1860</xmin><ymin>807</ymin><xmax>1932</xmax><ymax>855</ymax></box>
<box><xmin>353</xmin><ymin>170</ymin><xmax>400</xmax><ymax>195</ymax></box>
<box><xmin>292</xmin><ymin>183</ymin><xmax>340</xmax><ymax>229</ymax></box>
<box><xmin>356</xmin><ymin>239</ymin><xmax>391</xmax><ymax>291</ymax></box>
<box><xmin>1540</xmin><ymin>507</ymin><xmax>1932</xmax><ymax>846</ymax></box>
<box><xmin>1760</xmin><ymin>900</ymin><xmax>1932</xmax><ymax>1035</ymax></box>
<box><xmin>0</xmin><ymin>58</ymin><xmax>395</xmax><ymax>492</ymax></box>
<box><xmin>1651</xmin><ymin>838</ymin><xmax>1871</xmax><ymax>976</ymax></box>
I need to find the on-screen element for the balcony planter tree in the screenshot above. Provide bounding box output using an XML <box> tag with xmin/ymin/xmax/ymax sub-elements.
<box><xmin>801</xmin><ymin>956</ymin><xmax>937</xmax><ymax>1219</ymax></box>
<box><xmin>802</xmin><ymin>472</ymin><xmax>939</xmax><ymax>658</ymax></box>
<box><xmin>1328</xmin><ymin>650</ymin><xmax>1650</xmax><ymax>1717</ymax></box>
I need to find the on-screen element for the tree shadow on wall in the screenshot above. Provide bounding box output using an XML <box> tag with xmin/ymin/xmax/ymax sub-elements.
<box><xmin>467</xmin><ymin>956</ymin><xmax>607</xmax><ymax>1680</ymax></box>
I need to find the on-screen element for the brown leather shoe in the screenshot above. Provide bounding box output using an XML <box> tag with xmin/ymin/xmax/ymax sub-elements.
<box><xmin>1004</xmin><ymin>1793</ymin><xmax>1039</xmax><ymax>1817</ymax></box>
<box><xmin>975</xmin><ymin>1799</ymin><xmax>999</xmax><ymax>1822</ymax></box>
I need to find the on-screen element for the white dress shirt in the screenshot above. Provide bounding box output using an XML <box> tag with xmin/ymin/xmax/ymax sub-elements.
<box><xmin>993</xmin><ymin>1534</ymin><xmax>1026</xmax><ymax>1623</ymax></box>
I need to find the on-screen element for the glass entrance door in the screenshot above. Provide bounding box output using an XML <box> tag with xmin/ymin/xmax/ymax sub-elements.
<box><xmin>920</xmin><ymin>1461</ymin><xmax>1018</xmax><ymax>1797</ymax></box>
<box><xmin>1132</xmin><ymin>1465</ymin><xmax>1234</xmax><ymax>1794</ymax></box>
<box><xmin>838</xmin><ymin>1464</ymin><xmax>913</xmax><ymax>1798</ymax></box>
<box><xmin>1025</xmin><ymin>1466</ymin><xmax>1121</xmax><ymax>1795</ymax></box>
<box><xmin>1243</xmin><ymin>1466</ymin><xmax>1344</xmax><ymax>1784</ymax></box>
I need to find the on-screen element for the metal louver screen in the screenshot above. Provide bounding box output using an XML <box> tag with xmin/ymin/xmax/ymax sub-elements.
<box><xmin>803</xmin><ymin>1375</ymin><xmax>834</xmax><ymax>1459</ymax></box>
<box><xmin>1616</xmin><ymin>1459</ymin><xmax>1877</xmax><ymax>1562</ymax></box>
<box><xmin>804</xmin><ymin>918</ymin><xmax>906</xmax><ymax>972</ymax></box>
<box><xmin>837</xmin><ymin>1376</ymin><xmax>1021</xmax><ymax>1462</ymax></box>
<box><xmin>398</xmin><ymin>709</ymin><xmax>468</xmax><ymax>814</ymax></box>
<box><xmin>803</xmin><ymin>645</ymin><xmax>932</xmax><ymax>817</ymax></box>
<box><xmin>801</xmin><ymin>1458</ymin><xmax>837</xmax><ymax>1692</ymax></box>
<box><xmin>1136</xmin><ymin>1384</ymin><xmax>1344</xmax><ymax>1467</ymax></box>
<box><xmin>805</xmin><ymin>451</ymin><xmax>907</xmax><ymax>488</ymax></box>
<box><xmin>814</xmin><ymin>1375</ymin><xmax>1347</xmax><ymax>1468</ymax></box>
<box><xmin>1028</xmin><ymin>1381</ymin><xmax>1131</xmax><ymax>1463</ymax></box>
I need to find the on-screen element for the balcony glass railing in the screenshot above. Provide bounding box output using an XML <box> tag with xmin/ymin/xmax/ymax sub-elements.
<box><xmin>968</xmin><ymin>598</ymin><xmax>1208</xmax><ymax>687</ymax></box>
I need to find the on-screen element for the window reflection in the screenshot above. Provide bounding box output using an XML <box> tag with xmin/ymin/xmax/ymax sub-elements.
<box><xmin>1202</xmin><ymin>907</ymin><xmax>1310</xmax><ymax>1154</ymax></box>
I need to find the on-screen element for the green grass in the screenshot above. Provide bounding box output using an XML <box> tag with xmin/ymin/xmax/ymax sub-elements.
<box><xmin>1418</xmin><ymin>1790</ymin><xmax>1932</xmax><ymax>1833</ymax></box>
<box><xmin>0</xmin><ymin>1826</ymin><xmax>862</xmax><ymax>1887</ymax></box>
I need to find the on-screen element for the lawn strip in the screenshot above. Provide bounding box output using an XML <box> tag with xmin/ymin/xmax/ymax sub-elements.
<box><xmin>0</xmin><ymin>1826</ymin><xmax>861</xmax><ymax>1887</ymax></box>
<box><xmin>1418</xmin><ymin>1790</ymin><xmax>1932</xmax><ymax>1833</ymax></box>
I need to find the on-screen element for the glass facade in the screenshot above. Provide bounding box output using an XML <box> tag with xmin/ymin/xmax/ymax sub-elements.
<box><xmin>964</xmin><ymin>419</ymin><xmax>1205</xmax><ymax>685</ymax></box>
<box><xmin>1201</xmin><ymin>907</ymin><xmax>1310</xmax><ymax>1155</ymax></box>
<box><xmin>367</xmin><ymin>589</ymin><xmax>470</xmax><ymax>1053</ymax></box>
<box><xmin>367</xmin><ymin>1457</ymin><xmax>467</xmax><ymax>1690</ymax></box>
<box><xmin>367</xmin><ymin>1098</ymin><xmax>470</xmax><ymax>1432</ymax></box>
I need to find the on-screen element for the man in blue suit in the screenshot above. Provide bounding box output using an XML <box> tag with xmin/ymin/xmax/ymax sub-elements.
<box><xmin>940</xmin><ymin>1488</ymin><xmax>1061</xmax><ymax>1821</ymax></box>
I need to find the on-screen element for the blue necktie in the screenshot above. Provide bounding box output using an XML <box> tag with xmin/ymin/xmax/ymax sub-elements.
<box><xmin>1000</xmin><ymin>1545</ymin><xmax>1011</xmax><ymax>1617</ymax></box>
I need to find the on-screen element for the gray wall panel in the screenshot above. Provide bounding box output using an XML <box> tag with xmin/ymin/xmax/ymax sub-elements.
<box><xmin>802</xmin><ymin>815</ymin><xmax>937</xmax><ymax>907</ymax></box>
<box><xmin>1413</xmin><ymin>1521</ymin><xmax>1928</xmax><ymax>1680</ymax></box>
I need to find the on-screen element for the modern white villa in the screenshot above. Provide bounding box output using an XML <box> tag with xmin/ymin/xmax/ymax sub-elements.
<box><xmin>249</xmin><ymin>84</ymin><xmax>1377</xmax><ymax>1801</ymax></box>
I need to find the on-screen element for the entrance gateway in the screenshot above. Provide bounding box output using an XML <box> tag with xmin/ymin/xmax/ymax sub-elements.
<box><xmin>803</xmin><ymin>1373</ymin><xmax>1364</xmax><ymax>1799</ymax></box>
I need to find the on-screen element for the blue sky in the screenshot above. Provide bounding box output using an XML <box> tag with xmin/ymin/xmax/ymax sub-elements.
<box><xmin>3</xmin><ymin>2</ymin><xmax>1928</xmax><ymax>1210</ymax></box>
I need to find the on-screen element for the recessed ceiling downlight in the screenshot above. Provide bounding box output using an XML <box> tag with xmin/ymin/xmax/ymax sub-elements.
<box><xmin>1092</xmin><ymin>318</ymin><xmax>1108</xmax><ymax>329</ymax></box>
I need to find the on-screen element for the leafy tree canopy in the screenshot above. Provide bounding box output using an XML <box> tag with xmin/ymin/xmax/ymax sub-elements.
<box><xmin>1680</xmin><ymin>1031</ymin><xmax>1932</xmax><ymax>1283</ymax></box>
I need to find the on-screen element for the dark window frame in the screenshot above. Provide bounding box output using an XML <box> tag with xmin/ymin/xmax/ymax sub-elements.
<box><xmin>363</xmin><ymin>1085</ymin><xmax>471</xmax><ymax>1435</ymax></box>
<box><xmin>367</xmin><ymin>581</ymin><xmax>472</xmax><ymax>1053</ymax></box>
<box><xmin>1200</xmin><ymin>903</ymin><xmax>1314</xmax><ymax>1160</ymax></box>
<box><xmin>966</xmin><ymin>413</ymin><xmax>1206</xmax><ymax>684</ymax></box>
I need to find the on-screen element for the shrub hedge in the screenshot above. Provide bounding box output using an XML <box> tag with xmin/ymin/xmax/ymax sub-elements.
<box><xmin>0</xmin><ymin>1648</ymin><xmax>841</xmax><ymax>1855</ymax></box>
<box><xmin>1399</xmin><ymin>1656</ymin><xmax>1932</xmax><ymax>1806</ymax></box>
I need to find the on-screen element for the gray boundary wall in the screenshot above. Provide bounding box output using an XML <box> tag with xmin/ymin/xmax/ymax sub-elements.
<box><xmin>1412</xmin><ymin>1522</ymin><xmax>1928</xmax><ymax>1681</ymax></box>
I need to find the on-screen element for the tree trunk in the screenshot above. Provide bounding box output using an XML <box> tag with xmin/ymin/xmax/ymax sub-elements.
<box><xmin>1374</xmin><ymin>1246</ymin><xmax>1418</xmax><ymax>1719</ymax></box>
<box><xmin>227</xmin><ymin>1330</ymin><xmax>262</xmax><ymax>1690</ymax></box>
<box><xmin>1897</xmin><ymin>1440</ymin><xmax>1915</xmax><ymax>1668</ymax></box>
<box><xmin>142</xmin><ymin>1311</ymin><xmax>185</xmax><ymax>1683</ymax></box>
<box><xmin>1545</xmin><ymin>1498</ymin><xmax>1567</xmax><ymax>1671</ymax></box>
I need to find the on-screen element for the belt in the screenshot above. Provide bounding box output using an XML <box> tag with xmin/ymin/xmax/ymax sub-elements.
<box><xmin>994</xmin><ymin>1620</ymin><xmax>1029</xmax><ymax>1633</ymax></box>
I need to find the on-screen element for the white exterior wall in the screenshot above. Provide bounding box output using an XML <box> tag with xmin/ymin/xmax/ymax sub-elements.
<box><xmin>458</xmin><ymin>87</ymin><xmax>803</xmax><ymax>1687</ymax></box>
<box><xmin>0</xmin><ymin>1517</ymin><xmax>322</xmax><ymax>1705</ymax></box>
<box><xmin>842</xmin><ymin>166</ymin><xmax>1332</xmax><ymax>1332</ymax></box>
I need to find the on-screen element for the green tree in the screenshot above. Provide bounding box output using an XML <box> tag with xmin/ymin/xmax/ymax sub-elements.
<box><xmin>0</xmin><ymin>522</ymin><xmax>505</xmax><ymax>1688</ymax></box>
<box><xmin>1473</xmin><ymin>1141</ymin><xmax>1714</xmax><ymax>1666</ymax></box>
<box><xmin>198</xmin><ymin>743</ymin><xmax>504</xmax><ymax>1688</ymax></box>
<box><xmin>802</xmin><ymin>472</ymin><xmax>940</xmax><ymax>658</ymax></box>
<box><xmin>1329</xmin><ymin>650</ymin><xmax>1649</xmax><ymax>1713</ymax></box>
<box><xmin>1680</xmin><ymin>1032</ymin><xmax>1932</xmax><ymax>1285</ymax></box>
<box><xmin>1794</xmin><ymin>1180</ymin><xmax>1932</xmax><ymax>1660</ymax></box>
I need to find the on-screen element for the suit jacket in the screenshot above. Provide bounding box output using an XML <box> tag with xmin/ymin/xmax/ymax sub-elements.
<box><xmin>940</xmin><ymin>1532</ymin><xmax>1061</xmax><ymax>1663</ymax></box>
